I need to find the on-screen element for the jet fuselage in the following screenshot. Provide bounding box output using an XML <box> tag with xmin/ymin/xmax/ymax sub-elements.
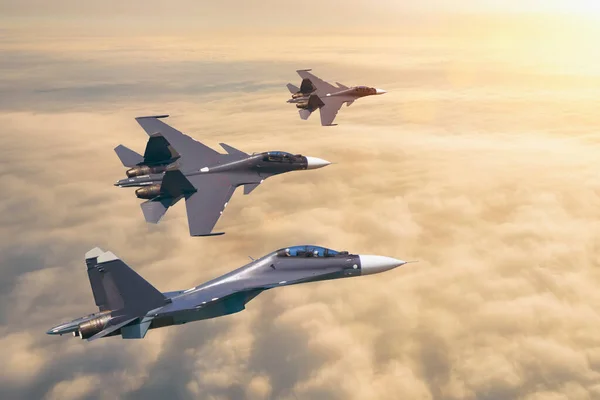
<box><xmin>115</xmin><ymin>151</ymin><xmax>329</xmax><ymax>190</ymax></box>
<box><xmin>47</xmin><ymin>246</ymin><xmax>408</xmax><ymax>340</ymax></box>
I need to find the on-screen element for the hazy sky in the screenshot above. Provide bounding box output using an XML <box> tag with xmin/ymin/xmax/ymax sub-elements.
<box><xmin>3</xmin><ymin>0</ymin><xmax>600</xmax><ymax>31</ymax></box>
<box><xmin>2</xmin><ymin>6</ymin><xmax>600</xmax><ymax>400</ymax></box>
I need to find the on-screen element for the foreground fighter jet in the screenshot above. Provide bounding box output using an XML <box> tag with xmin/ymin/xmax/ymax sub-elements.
<box><xmin>114</xmin><ymin>115</ymin><xmax>331</xmax><ymax>236</ymax></box>
<box><xmin>47</xmin><ymin>246</ymin><xmax>410</xmax><ymax>341</ymax></box>
<box><xmin>287</xmin><ymin>69</ymin><xmax>387</xmax><ymax>126</ymax></box>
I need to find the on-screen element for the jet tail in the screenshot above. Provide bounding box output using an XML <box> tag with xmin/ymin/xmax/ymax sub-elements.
<box><xmin>85</xmin><ymin>248</ymin><xmax>167</xmax><ymax>315</ymax></box>
<box><xmin>143</xmin><ymin>134</ymin><xmax>180</xmax><ymax>165</ymax></box>
<box><xmin>141</xmin><ymin>197</ymin><xmax>180</xmax><ymax>224</ymax></box>
<box><xmin>160</xmin><ymin>169</ymin><xmax>196</xmax><ymax>198</ymax></box>
<box><xmin>287</xmin><ymin>83</ymin><xmax>300</xmax><ymax>94</ymax></box>
<box><xmin>307</xmin><ymin>94</ymin><xmax>325</xmax><ymax>110</ymax></box>
<box><xmin>138</xmin><ymin>169</ymin><xmax>193</xmax><ymax>223</ymax></box>
<box><xmin>299</xmin><ymin>109</ymin><xmax>312</xmax><ymax>120</ymax></box>
<box><xmin>115</xmin><ymin>145</ymin><xmax>143</xmax><ymax>167</ymax></box>
<box><xmin>87</xmin><ymin>317</ymin><xmax>138</xmax><ymax>342</ymax></box>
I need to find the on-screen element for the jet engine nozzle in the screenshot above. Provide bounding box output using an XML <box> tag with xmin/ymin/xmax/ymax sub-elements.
<box><xmin>359</xmin><ymin>255</ymin><xmax>406</xmax><ymax>275</ymax></box>
<box><xmin>135</xmin><ymin>184</ymin><xmax>162</xmax><ymax>199</ymax></box>
<box><xmin>77</xmin><ymin>314</ymin><xmax>112</xmax><ymax>340</ymax></box>
<box><xmin>126</xmin><ymin>165</ymin><xmax>167</xmax><ymax>178</ymax></box>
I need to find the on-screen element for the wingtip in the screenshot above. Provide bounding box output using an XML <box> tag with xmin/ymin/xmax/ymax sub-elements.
<box><xmin>135</xmin><ymin>114</ymin><xmax>169</xmax><ymax>120</ymax></box>
<box><xmin>191</xmin><ymin>232</ymin><xmax>226</xmax><ymax>237</ymax></box>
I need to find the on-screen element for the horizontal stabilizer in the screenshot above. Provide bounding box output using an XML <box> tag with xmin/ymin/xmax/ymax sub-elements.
<box><xmin>121</xmin><ymin>317</ymin><xmax>153</xmax><ymax>339</ymax></box>
<box><xmin>115</xmin><ymin>145</ymin><xmax>143</xmax><ymax>167</ymax></box>
<box><xmin>220</xmin><ymin>143</ymin><xmax>248</xmax><ymax>158</ymax></box>
<box><xmin>299</xmin><ymin>109</ymin><xmax>312</xmax><ymax>120</ymax></box>
<box><xmin>287</xmin><ymin>83</ymin><xmax>300</xmax><ymax>94</ymax></box>
<box><xmin>141</xmin><ymin>197</ymin><xmax>180</xmax><ymax>224</ymax></box>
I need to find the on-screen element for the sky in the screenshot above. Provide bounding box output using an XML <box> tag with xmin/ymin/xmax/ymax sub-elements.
<box><xmin>2</xmin><ymin>3</ymin><xmax>600</xmax><ymax>400</ymax></box>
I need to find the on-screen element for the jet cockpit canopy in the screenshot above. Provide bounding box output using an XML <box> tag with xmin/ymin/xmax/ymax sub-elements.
<box><xmin>276</xmin><ymin>245</ymin><xmax>346</xmax><ymax>258</ymax></box>
<box><xmin>263</xmin><ymin>151</ymin><xmax>299</xmax><ymax>162</ymax></box>
<box><xmin>355</xmin><ymin>86</ymin><xmax>377</xmax><ymax>95</ymax></box>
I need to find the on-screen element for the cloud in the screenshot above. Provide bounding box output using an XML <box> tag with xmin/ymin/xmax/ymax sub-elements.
<box><xmin>2</xmin><ymin>20</ymin><xmax>600</xmax><ymax>400</ymax></box>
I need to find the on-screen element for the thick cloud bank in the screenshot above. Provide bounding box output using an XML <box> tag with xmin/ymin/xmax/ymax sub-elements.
<box><xmin>1</xmin><ymin>22</ymin><xmax>600</xmax><ymax>399</ymax></box>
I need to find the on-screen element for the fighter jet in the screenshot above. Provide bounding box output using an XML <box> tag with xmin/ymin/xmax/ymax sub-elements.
<box><xmin>47</xmin><ymin>246</ymin><xmax>411</xmax><ymax>341</ymax></box>
<box><xmin>287</xmin><ymin>69</ymin><xmax>387</xmax><ymax>126</ymax></box>
<box><xmin>114</xmin><ymin>115</ymin><xmax>331</xmax><ymax>236</ymax></box>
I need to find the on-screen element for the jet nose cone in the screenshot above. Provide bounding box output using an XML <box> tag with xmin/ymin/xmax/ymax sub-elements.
<box><xmin>305</xmin><ymin>156</ymin><xmax>331</xmax><ymax>170</ymax></box>
<box><xmin>46</xmin><ymin>326</ymin><xmax>62</xmax><ymax>335</ymax></box>
<box><xmin>359</xmin><ymin>255</ymin><xmax>406</xmax><ymax>275</ymax></box>
<box><xmin>375</xmin><ymin>88</ymin><xmax>387</xmax><ymax>95</ymax></box>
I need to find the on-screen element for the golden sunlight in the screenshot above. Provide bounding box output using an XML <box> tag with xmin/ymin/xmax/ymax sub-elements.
<box><xmin>547</xmin><ymin>0</ymin><xmax>600</xmax><ymax>14</ymax></box>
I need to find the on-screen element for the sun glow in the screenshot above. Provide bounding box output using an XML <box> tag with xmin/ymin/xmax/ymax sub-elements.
<box><xmin>539</xmin><ymin>0</ymin><xmax>600</xmax><ymax>14</ymax></box>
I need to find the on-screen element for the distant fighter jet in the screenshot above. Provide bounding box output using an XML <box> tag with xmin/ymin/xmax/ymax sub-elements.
<box><xmin>114</xmin><ymin>115</ymin><xmax>331</xmax><ymax>236</ymax></box>
<box><xmin>287</xmin><ymin>69</ymin><xmax>387</xmax><ymax>126</ymax></box>
<box><xmin>47</xmin><ymin>246</ymin><xmax>411</xmax><ymax>341</ymax></box>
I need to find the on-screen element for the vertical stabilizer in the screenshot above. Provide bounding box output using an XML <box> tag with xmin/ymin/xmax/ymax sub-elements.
<box><xmin>85</xmin><ymin>248</ymin><xmax>166</xmax><ymax>315</ymax></box>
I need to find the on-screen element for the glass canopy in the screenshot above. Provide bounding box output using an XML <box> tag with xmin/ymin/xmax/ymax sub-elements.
<box><xmin>276</xmin><ymin>245</ymin><xmax>340</xmax><ymax>258</ymax></box>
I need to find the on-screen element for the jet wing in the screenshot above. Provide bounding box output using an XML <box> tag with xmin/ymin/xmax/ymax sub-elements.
<box><xmin>135</xmin><ymin>116</ymin><xmax>221</xmax><ymax>171</ymax></box>
<box><xmin>319</xmin><ymin>97</ymin><xmax>345</xmax><ymax>126</ymax></box>
<box><xmin>296</xmin><ymin>70</ymin><xmax>338</xmax><ymax>94</ymax></box>
<box><xmin>184</xmin><ymin>174</ymin><xmax>238</xmax><ymax>236</ymax></box>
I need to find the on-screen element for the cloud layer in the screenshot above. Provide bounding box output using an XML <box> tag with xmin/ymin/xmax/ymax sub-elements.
<box><xmin>2</xmin><ymin>19</ymin><xmax>600</xmax><ymax>399</ymax></box>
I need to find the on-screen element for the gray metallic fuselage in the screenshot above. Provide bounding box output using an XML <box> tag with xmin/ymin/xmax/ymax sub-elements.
<box><xmin>115</xmin><ymin>152</ymin><xmax>308</xmax><ymax>189</ymax></box>
<box><xmin>147</xmin><ymin>249</ymin><xmax>361</xmax><ymax>329</ymax></box>
<box><xmin>287</xmin><ymin>86</ymin><xmax>379</xmax><ymax>105</ymax></box>
<box><xmin>47</xmin><ymin>246</ymin><xmax>408</xmax><ymax>340</ymax></box>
